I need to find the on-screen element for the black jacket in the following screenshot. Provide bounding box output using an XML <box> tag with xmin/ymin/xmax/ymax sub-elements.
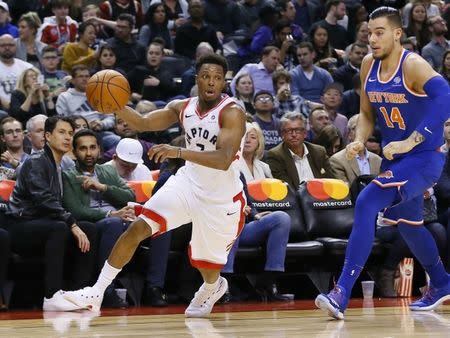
<box><xmin>7</xmin><ymin>145</ymin><xmax>76</xmax><ymax>226</ymax></box>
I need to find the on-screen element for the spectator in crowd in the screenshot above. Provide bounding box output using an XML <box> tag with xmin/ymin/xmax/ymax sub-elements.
<box><xmin>252</xmin><ymin>90</ymin><xmax>282</xmax><ymax>150</ymax></box>
<box><xmin>440</xmin><ymin>50</ymin><xmax>450</xmax><ymax>84</ymax></box>
<box><xmin>321</xmin><ymin>82</ymin><xmax>348</xmax><ymax>140</ymax></box>
<box><xmin>422</xmin><ymin>15</ymin><xmax>450</xmax><ymax>70</ymax></box>
<box><xmin>266</xmin><ymin>112</ymin><xmax>332</xmax><ymax>190</ymax></box>
<box><xmin>0</xmin><ymin>117</ymin><xmax>29</xmax><ymax>169</ymax></box>
<box><xmin>338</xmin><ymin>73</ymin><xmax>360</xmax><ymax>119</ymax></box>
<box><xmin>5</xmin><ymin>116</ymin><xmax>96</xmax><ymax>311</ymax></box>
<box><xmin>180</xmin><ymin>42</ymin><xmax>214</xmax><ymax>97</ymax></box>
<box><xmin>307</xmin><ymin>107</ymin><xmax>331</xmax><ymax>141</ymax></box>
<box><xmin>329</xmin><ymin>114</ymin><xmax>381</xmax><ymax>185</ymax></box>
<box><xmin>61</xmin><ymin>21</ymin><xmax>97</xmax><ymax>73</ymax></box>
<box><xmin>441</xmin><ymin>117</ymin><xmax>450</xmax><ymax>152</ymax></box>
<box><xmin>0</xmin><ymin>2</ymin><xmax>18</xmax><ymax>38</ymax></box>
<box><xmin>237</xmin><ymin>0</ymin><xmax>267</xmax><ymax>33</ymax></box>
<box><xmin>98</xmin><ymin>0</ymin><xmax>143</xmax><ymax>28</ymax></box>
<box><xmin>82</xmin><ymin>4</ymin><xmax>117</xmax><ymax>40</ymax></box>
<box><xmin>233</xmin><ymin>73</ymin><xmax>255</xmax><ymax>115</ymax></box>
<box><xmin>106</xmin><ymin>13</ymin><xmax>146</xmax><ymax>74</ymax></box>
<box><xmin>38</xmin><ymin>0</ymin><xmax>78</xmax><ymax>53</ymax></box>
<box><xmin>293</xmin><ymin>0</ymin><xmax>319</xmax><ymax>34</ymax></box>
<box><xmin>139</xmin><ymin>3</ymin><xmax>173</xmax><ymax>52</ymax></box>
<box><xmin>310</xmin><ymin>0</ymin><xmax>348</xmax><ymax>50</ymax></box>
<box><xmin>63</xmin><ymin>129</ymin><xmax>136</xmax><ymax>308</ymax></box>
<box><xmin>26</xmin><ymin>114</ymin><xmax>47</xmax><ymax>154</ymax></box>
<box><xmin>93</xmin><ymin>45</ymin><xmax>126</xmax><ymax>76</ymax></box>
<box><xmin>204</xmin><ymin>0</ymin><xmax>244</xmax><ymax>43</ymax></box>
<box><xmin>222</xmin><ymin>175</ymin><xmax>292</xmax><ymax>302</ymax></box>
<box><xmin>272</xmin><ymin>19</ymin><xmax>297</xmax><ymax>71</ymax></box>
<box><xmin>174</xmin><ymin>0</ymin><xmax>220</xmax><ymax>60</ymax></box>
<box><xmin>41</xmin><ymin>46</ymin><xmax>68</xmax><ymax>99</ymax></box>
<box><xmin>310</xmin><ymin>23</ymin><xmax>343</xmax><ymax>75</ymax></box>
<box><xmin>105</xmin><ymin>138</ymin><xmax>153</xmax><ymax>181</ymax></box>
<box><xmin>0</xmin><ymin>34</ymin><xmax>33</xmax><ymax>110</ymax></box>
<box><xmin>152</xmin><ymin>0</ymin><xmax>189</xmax><ymax>35</ymax></box>
<box><xmin>237</xmin><ymin>122</ymin><xmax>272</xmax><ymax>181</ymax></box>
<box><xmin>402</xmin><ymin>0</ymin><xmax>439</xmax><ymax>28</ymax></box>
<box><xmin>56</xmin><ymin>65</ymin><xmax>119</xmax><ymax>151</ymax></box>
<box><xmin>333</xmin><ymin>43</ymin><xmax>368</xmax><ymax>91</ymax></box>
<box><xmin>15</xmin><ymin>12</ymin><xmax>46</xmax><ymax>70</ymax></box>
<box><xmin>313</xmin><ymin>124</ymin><xmax>343</xmax><ymax>157</ymax></box>
<box><xmin>435</xmin><ymin>149</ymin><xmax>450</xmax><ymax>268</ymax></box>
<box><xmin>344</xmin><ymin>21</ymin><xmax>370</xmax><ymax>60</ymax></box>
<box><xmin>401</xmin><ymin>36</ymin><xmax>417</xmax><ymax>52</ymax></box>
<box><xmin>128</xmin><ymin>38</ymin><xmax>180</xmax><ymax>105</ymax></box>
<box><xmin>231</xmin><ymin>46</ymin><xmax>281</xmax><ymax>96</ymax></box>
<box><xmin>237</xmin><ymin>3</ymin><xmax>279</xmax><ymax>59</ymax></box>
<box><xmin>0</xmin><ymin>226</ymin><xmax>9</xmax><ymax>310</ymax></box>
<box><xmin>278</xmin><ymin>0</ymin><xmax>305</xmax><ymax>42</ymax></box>
<box><xmin>272</xmin><ymin>69</ymin><xmax>322</xmax><ymax>119</ymax></box>
<box><xmin>103</xmin><ymin>116</ymin><xmax>158</xmax><ymax>170</ymax></box>
<box><xmin>290</xmin><ymin>42</ymin><xmax>333</xmax><ymax>103</ymax></box>
<box><xmin>404</xmin><ymin>2</ymin><xmax>430</xmax><ymax>52</ymax></box>
<box><xmin>9</xmin><ymin>67</ymin><xmax>55</xmax><ymax>126</ymax></box>
<box><xmin>346</xmin><ymin>3</ymin><xmax>368</xmax><ymax>43</ymax></box>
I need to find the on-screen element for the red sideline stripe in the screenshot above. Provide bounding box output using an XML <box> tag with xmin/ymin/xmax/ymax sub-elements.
<box><xmin>188</xmin><ymin>245</ymin><xmax>225</xmax><ymax>269</ymax></box>
<box><xmin>140</xmin><ymin>208</ymin><xmax>167</xmax><ymax>237</ymax></box>
<box><xmin>233</xmin><ymin>191</ymin><xmax>246</xmax><ymax>239</ymax></box>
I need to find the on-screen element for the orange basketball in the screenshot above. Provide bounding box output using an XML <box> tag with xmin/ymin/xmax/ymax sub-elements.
<box><xmin>86</xmin><ymin>69</ymin><xmax>130</xmax><ymax>113</ymax></box>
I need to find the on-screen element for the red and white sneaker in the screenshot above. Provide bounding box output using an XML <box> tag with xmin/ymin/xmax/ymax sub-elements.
<box><xmin>185</xmin><ymin>277</ymin><xmax>228</xmax><ymax>318</ymax></box>
<box><xmin>62</xmin><ymin>286</ymin><xmax>104</xmax><ymax>312</ymax></box>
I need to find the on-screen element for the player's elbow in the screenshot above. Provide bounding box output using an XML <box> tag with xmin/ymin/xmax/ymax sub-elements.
<box><xmin>216</xmin><ymin>160</ymin><xmax>233</xmax><ymax>171</ymax></box>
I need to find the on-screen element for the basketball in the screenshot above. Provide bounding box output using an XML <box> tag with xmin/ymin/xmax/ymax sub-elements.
<box><xmin>86</xmin><ymin>69</ymin><xmax>130</xmax><ymax>113</ymax></box>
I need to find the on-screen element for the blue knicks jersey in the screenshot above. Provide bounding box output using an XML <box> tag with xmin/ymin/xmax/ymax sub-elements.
<box><xmin>364</xmin><ymin>49</ymin><xmax>443</xmax><ymax>154</ymax></box>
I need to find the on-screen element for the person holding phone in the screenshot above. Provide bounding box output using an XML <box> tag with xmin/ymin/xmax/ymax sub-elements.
<box><xmin>9</xmin><ymin>67</ymin><xmax>55</xmax><ymax>126</ymax></box>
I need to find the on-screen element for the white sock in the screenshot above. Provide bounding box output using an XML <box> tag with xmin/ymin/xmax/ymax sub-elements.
<box><xmin>203</xmin><ymin>277</ymin><xmax>221</xmax><ymax>290</ymax></box>
<box><xmin>94</xmin><ymin>261</ymin><xmax>122</xmax><ymax>293</ymax></box>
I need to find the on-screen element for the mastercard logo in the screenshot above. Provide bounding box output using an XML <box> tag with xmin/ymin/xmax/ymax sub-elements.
<box><xmin>306</xmin><ymin>179</ymin><xmax>349</xmax><ymax>201</ymax></box>
<box><xmin>248</xmin><ymin>179</ymin><xmax>288</xmax><ymax>201</ymax></box>
<box><xmin>127</xmin><ymin>181</ymin><xmax>157</xmax><ymax>203</ymax></box>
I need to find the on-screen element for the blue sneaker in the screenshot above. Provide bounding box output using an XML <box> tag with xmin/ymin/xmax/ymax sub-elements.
<box><xmin>409</xmin><ymin>276</ymin><xmax>450</xmax><ymax>311</ymax></box>
<box><xmin>315</xmin><ymin>286</ymin><xmax>348</xmax><ymax>320</ymax></box>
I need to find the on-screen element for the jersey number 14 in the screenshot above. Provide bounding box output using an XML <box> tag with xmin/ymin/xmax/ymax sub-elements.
<box><xmin>380</xmin><ymin>106</ymin><xmax>406</xmax><ymax>130</ymax></box>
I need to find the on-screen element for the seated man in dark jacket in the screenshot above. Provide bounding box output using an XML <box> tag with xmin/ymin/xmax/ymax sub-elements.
<box><xmin>5</xmin><ymin>116</ymin><xmax>97</xmax><ymax>311</ymax></box>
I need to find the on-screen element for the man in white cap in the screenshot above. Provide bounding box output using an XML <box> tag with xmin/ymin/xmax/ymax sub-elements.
<box><xmin>0</xmin><ymin>2</ymin><xmax>18</xmax><ymax>38</ymax></box>
<box><xmin>106</xmin><ymin>138</ymin><xmax>152</xmax><ymax>181</ymax></box>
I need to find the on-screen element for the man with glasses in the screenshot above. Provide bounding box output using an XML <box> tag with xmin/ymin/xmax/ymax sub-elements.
<box><xmin>266</xmin><ymin>111</ymin><xmax>332</xmax><ymax>190</ymax></box>
<box><xmin>41</xmin><ymin>46</ymin><xmax>68</xmax><ymax>99</ymax></box>
<box><xmin>0</xmin><ymin>117</ymin><xmax>28</xmax><ymax>169</ymax></box>
<box><xmin>422</xmin><ymin>16</ymin><xmax>450</xmax><ymax>70</ymax></box>
<box><xmin>0</xmin><ymin>34</ymin><xmax>32</xmax><ymax>110</ymax></box>
<box><xmin>253</xmin><ymin>90</ymin><xmax>282</xmax><ymax>150</ymax></box>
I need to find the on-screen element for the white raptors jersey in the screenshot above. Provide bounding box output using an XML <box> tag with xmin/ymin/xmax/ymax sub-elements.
<box><xmin>178</xmin><ymin>95</ymin><xmax>244</xmax><ymax>200</ymax></box>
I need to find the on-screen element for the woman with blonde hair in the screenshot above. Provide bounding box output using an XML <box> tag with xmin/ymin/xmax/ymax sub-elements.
<box><xmin>15</xmin><ymin>12</ymin><xmax>47</xmax><ymax>69</ymax></box>
<box><xmin>9</xmin><ymin>67</ymin><xmax>55</xmax><ymax>126</ymax></box>
<box><xmin>238</xmin><ymin>122</ymin><xmax>273</xmax><ymax>182</ymax></box>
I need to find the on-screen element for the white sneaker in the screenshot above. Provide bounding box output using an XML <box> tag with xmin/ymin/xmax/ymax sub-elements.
<box><xmin>185</xmin><ymin>277</ymin><xmax>228</xmax><ymax>318</ymax></box>
<box><xmin>43</xmin><ymin>290</ymin><xmax>86</xmax><ymax>312</ymax></box>
<box><xmin>62</xmin><ymin>286</ymin><xmax>104</xmax><ymax>312</ymax></box>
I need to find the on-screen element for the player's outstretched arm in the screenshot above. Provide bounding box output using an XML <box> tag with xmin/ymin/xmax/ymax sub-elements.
<box><xmin>114</xmin><ymin>100</ymin><xmax>184</xmax><ymax>132</ymax></box>
<box><xmin>346</xmin><ymin>55</ymin><xmax>376</xmax><ymax>160</ymax></box>
<box><xmin>148</xmin><ymin>103</ymin><xmax>246</xmax><ymax>170</ymax></box>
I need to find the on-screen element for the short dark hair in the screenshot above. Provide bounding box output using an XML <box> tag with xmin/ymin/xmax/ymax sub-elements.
<box><xmin>149</xmin><ymin>37</ymin><xmax>165</xmax><ymax>50</ymax></box>
<box><xmin>71</xmin><ymin>64</ymin><xmax>90</xmax><ymax>78</ymax></box>
<box><xmin>78</xmin><ymin>21</ymin><xmax>96</xmax><ymax>36</ymax></box>
<box><xmin>272</xmin><ymin>69</ymin><xmax>291</xmax><ymax>90</ymax></box>
<box><xmin>42</xmin><ymin>45</ymin><xmax>58</xmax><ymax>55</ymax></box>
<box><xmin>195</xmin><ymin>53</ymin><xmax>228</xmax><ymax>75</ymax></box>
<box><xmin>117</xmin><ymin>13</ymin><xmax>135</xmax><ymax>28</ymax></box>
<box><xmin>261</xmin><ymin>45</ymin><xmax>279</xmax><ymax>57</ymax></box>
<box><xmin>45</xmin><ymin>116</ymin><xmax>75</xmax><ymax>134</ymax></box>
<box><xmin>51</xmin><ymin>0</ymin><xmax>70</xmax><ymax>9</ymax></box>
<box><xmin>253</xmin><ymin>90</ymin><xmax>274</xmax><ymax>102</ymax></box>
<box><xmin>369</xmin><ymin>6</ymin><xmax>402</xmax><ymax>28</ymax></box>
<box><xmin>0</xmin><ymin>117</ymin><xmax>21</xmax><ymax>135</ymax></box>
<box><xmin>325</xmin><ymin>0</ymin><xmax>344</xmax><ymax>14</ymax></box>
<box><xmin>297</xmin><ymin>41</ymin><xmax>314</xmax><ymax>53</ymax></box>
<box><xmin>323</xmin><ymin>82</ymin><xmax>344</xmax><ymax>96</ymax></box>
<box><xmin>73</xmin><ymin>128</ymin><xmax>99</xmax><ymax>150</ymax></box>
<box><xmin>350</xmin><ymin>42</ymin><xmax>368</xmax><ymax>52</ymax></box>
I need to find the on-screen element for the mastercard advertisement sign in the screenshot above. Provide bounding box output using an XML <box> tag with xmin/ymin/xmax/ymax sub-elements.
<box><xmin>247</xmin><ymin>179</ymin><xmax>292</xmax><ymax>209</ymax></box>
<box><xmin>306</xmin><ymin>179</ymin><xmax>352</xmax><ymax>209</ymax></box>
<box><xmin>127</xmin><ymin>181</ymin><xmax>157</xmax><ymax>203</ymax></box>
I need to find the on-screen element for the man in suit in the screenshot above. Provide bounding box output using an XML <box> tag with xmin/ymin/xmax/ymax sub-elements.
<box><xmin>266</xmin><ymin>111</ymin><xmax>332</xmax><ymax>190</ymax></box>
<box><xmin>329</xmin><ymin>114</ymin><xmax>382</xmax><ymax>185</ymax></box>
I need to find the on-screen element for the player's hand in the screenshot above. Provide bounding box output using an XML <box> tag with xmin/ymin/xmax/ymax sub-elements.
<box><xmin>111</xmin><ymin>206</ymin><xmax>136</xmax><ymax>222</ymax></box>
<box><xmin>71</xmin><ymin>224</ymin><xmax>90</xmax><ymax>253</ymax></box>
<box><xmin>148</xmin><ymin>144</ymin><xmax>178</xmax><ymax>163</ymax></box>
<box><xmin>345</xmin><ymin>141</ymin><xmax>364</xmax><ymax>160</ymax></box>
<box><xmin>383</xmin><ymin>140</ymin><xmax>414</xmax><ymax>160</ymax></box>
<box><xmin>77</xmin><ymin>175</ymin><xmax>107</xmax><ymax>192</ymax></box>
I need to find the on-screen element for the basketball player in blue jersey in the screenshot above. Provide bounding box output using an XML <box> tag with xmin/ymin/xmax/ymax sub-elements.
<box><xmin>61</xmin><ymin>54</ymin><xmax>247</xmax><ymax>317</ymax></box>
<box><xmin>315</xmin><ymin>7</ymin><xmax>450</xmax><ymax>320</ymax></box>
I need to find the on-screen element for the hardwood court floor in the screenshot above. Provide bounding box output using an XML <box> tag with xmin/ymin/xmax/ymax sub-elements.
<box><xmin>0</xmin><ymin>299</ymin><xmax>449</xmax><ymax>337</ymax></box>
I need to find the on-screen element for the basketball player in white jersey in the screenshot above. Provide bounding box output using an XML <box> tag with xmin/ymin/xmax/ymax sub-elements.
<box><xmin>61</xmin><ymin>54</ymin><xmax>247</xmax><ymax>317</ymax></box>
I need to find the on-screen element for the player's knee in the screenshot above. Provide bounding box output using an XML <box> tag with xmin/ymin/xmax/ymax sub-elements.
<box><xmin>125</xmin><ymin>218</ymin><xmax>155</xmax><ymax>243</ymax></box>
